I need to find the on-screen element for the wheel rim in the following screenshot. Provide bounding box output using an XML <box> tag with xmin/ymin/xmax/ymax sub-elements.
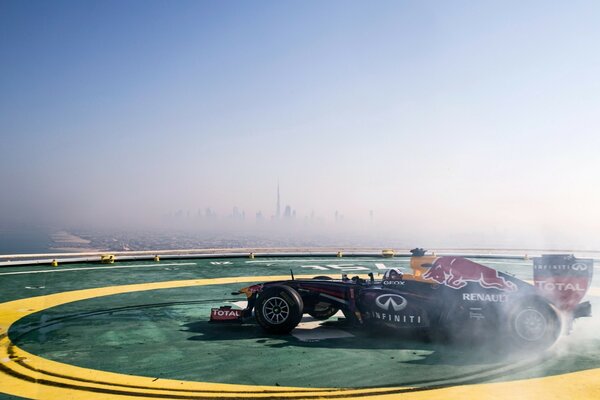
<box><xmin>514</xmin><ymin>308</ymin><xmax>547</xmax><ymax>341</ymax></box>
<box><xmin>262</xmin><ymin>296</ymin><xmax>290</xmax><ymax>325</ymax></box>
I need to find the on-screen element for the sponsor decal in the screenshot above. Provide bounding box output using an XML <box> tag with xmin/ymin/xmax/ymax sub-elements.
<box><xmin>462</xmin><ymin>293</ymin><xmax>507</xmax><ymax>302</ymax></box>
<box><xmin>534</xmin><ymin>262</ymin><xmax>589</xmax><ymax>271</ymax></box>
<box><xmin>423</xmin><ymin>257</ymin><xmax>516</xmax><ymax>291</ymax></box>
<box><xmin>572</xmin><ymin>263</ymin><xmax>590</xmax><ymax>271</ymax></box>
<box><xmin>366</xmin><ymin>311</ymin><xmax>422</xmax><ymax>324</ymax></box>
<box><xmin>210</xmin><ymin>308</ymin><xmax>242</xmax><ymax>321</ymax></box>
<box><xmin>369</xmin><ymin>294</ymin><xmax>425</xmax><ymax>326</ymax></box>
<box><xmin>469</xmin><ymin>308</ymin><xmax>485</xmax><ymax>320</ymax></box>
<box><xmin>375</xmin><ymin>294</ymin><xmax>407</xmax><ymax>312</ymax></box>
<box><xmin>239</xmin><ymin>284</ymin><xmax>263</xmax><ymax>296</ymax></box>
<box><xmin>535</xmin><ymin>281</ymin><xmax>585</xmax><ymax>292</ymax></box>
<box><xmin>382</xmin><ymin>269</ymin><xmax>405</xmax><ymax>286</ymax></box>
<box><xmin>382</xmin><ymin>280</ymin><xmax>406</xmax><ymax>286</ymax></box>
<box><xmin>533</xmin><ymin>255</ymin><xmax>592</xmax><ymax>311</ymax></box>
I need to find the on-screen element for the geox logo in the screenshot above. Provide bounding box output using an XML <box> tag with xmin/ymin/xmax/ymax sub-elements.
<box><xmin>375</xmin><ymin>294</ymin><xmax>407</xmax><ymax>312</ymax></box>
<box><xmin>382</xmin><ymin>280</ymin><xmax>406</xmax><ymax>286</ymax></box>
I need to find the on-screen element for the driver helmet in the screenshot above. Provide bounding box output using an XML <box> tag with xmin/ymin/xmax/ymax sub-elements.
<box><xmin>383</xmin><ymin>268</ymin><xmax>404</xmax><ymax>281</ymax></box>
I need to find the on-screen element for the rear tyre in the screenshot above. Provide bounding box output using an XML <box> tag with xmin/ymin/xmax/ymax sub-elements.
<box><xmin>509</xmin><ymin>297</ymin><xmax>561</xmax><ymax>351</ymax></box>
<box><xmin>255</xmin><ymin>286</ymin><xmax>304</xmax><ymax>334</ymax></box>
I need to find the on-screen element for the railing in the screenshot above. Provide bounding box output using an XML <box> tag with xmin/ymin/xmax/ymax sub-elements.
<box><xmin>0</xmin><ymin>247</ymin><xmax>557</xmax><ymax>267</ymax></box>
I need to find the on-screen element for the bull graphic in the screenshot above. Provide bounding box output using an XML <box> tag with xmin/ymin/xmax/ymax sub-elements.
<box><xmin>423</xmin><ymin>257</ymin><xmax>517</xmax><ymax>291</ymax></box>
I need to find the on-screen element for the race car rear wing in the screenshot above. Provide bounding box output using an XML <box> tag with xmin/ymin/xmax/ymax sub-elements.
<box><xmin>533</xmin><ymin>254</ymin><xmax>594</xmax><ymax>313</ymax></box>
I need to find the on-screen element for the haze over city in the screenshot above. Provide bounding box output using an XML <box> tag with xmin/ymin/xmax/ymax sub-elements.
<box><xmin>1</xmin><ymin>1</ymin><xmax>600</xmax><ymax>251</ymax></box>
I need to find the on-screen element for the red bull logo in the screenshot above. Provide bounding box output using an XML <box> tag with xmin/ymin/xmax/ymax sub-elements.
<box><xmin>423</xmin><ymin>257</ymin><xmax>516</xmax><ymax>291</ymax></box>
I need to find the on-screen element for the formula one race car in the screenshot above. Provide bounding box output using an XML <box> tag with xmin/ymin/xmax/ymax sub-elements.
<box><xmin>210</xmin><ymin>249</ymin><xmax>593</xmax><ymax>350</ymax></box>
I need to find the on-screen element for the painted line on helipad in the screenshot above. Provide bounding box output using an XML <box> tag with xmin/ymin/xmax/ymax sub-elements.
<box><xmin>0</xmin><ymin>275</ymin><xmax>404</xmax><ymax>399</ymax></box>
<box><xmin>0</xmin><ymin>262</ymin><xmax>197</xmax><ymax>276</ymax></box>
<box><xmin>245</xmin><ymin>259</ymin><xmax>408</xmax><ymax>263</ymax></box>
<box><xmin>0</xmin><ymin>276</ymin><xmax>599</xmax><ymax>399</ymax></box>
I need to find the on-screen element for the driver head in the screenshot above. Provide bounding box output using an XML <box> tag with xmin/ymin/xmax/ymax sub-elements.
<box><xmin>383</xmin><ymin>268</ymin><xmax>404</xmax><ymax>281</ymax></box>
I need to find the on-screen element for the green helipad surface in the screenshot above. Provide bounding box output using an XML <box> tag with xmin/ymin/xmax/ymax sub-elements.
<box><xmin>1</xmin><ymin>254</ymin><xmax>599</xmax><ymax>399</ymax></box>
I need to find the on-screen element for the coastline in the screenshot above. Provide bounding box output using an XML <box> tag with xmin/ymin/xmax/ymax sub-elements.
<box><xmin>49</xmin><ymin>231</ymin><xmax>102</xmax><ymax>253</ymax></box>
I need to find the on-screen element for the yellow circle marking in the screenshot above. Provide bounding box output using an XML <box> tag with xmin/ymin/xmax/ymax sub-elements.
<box><xmin>0</xmin><ymin>275</ymin><xmax>599</xmax><ymax>399</ymax></box>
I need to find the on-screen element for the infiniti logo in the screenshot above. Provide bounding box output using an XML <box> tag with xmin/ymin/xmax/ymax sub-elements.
<box><xmin>571</xmin><ymin>263</ymin><xmax>589</xmax><ymax>271</ymax></box>
<box><xmin>375</xmin><ymin>294</ymin><xmax>407</xmax><ymax>312</ymax></box>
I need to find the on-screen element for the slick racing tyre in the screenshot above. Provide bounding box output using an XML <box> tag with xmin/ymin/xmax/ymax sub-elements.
<box><xmin>255</xmin><ymin>285</ymin><xmax>304</xmax><ymax>334</ymax></box>
<box><xmin>508</xmin><ymin>297</ymin><xmax>561</xmax><ymax>351</ymax></box>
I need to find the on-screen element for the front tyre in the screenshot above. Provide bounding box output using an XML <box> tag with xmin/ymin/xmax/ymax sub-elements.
<box><xmin>255</xmin><ymin>286</ymin><xmax>304</xmax><ymax>334</ymax></box>
<box><xmin>509</xmin><ymin>298</ymin><xmax>561</xmax><ymax>351</ymax></box>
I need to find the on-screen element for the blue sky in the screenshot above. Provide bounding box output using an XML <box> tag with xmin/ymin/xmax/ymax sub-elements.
<box><xmin>1</xmin><ymin>1</ymin><xmax>599</xmax><ymax>248</ymax></box>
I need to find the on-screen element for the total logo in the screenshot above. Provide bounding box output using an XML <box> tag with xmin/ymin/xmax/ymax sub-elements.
<box><xmin>212</xmin><ymin>309</ymin><xmax>242</xmax><ymax>317</ymax></box>
<box><xmin>375</xmin><ymin>294</ymin><xmax>408</xmax><ymax>312</ymax></box>
<box><xmin>536</xmin><ymin>281</ymin><xmax>585</xmax><ymax>292</ymax></box>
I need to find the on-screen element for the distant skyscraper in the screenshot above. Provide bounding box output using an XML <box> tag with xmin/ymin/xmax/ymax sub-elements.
<box><xmin>205</xmin><ymin>207</ymin><xmax>216</xmax><ymax>220</ymax></box>
<box><xmin>276</xmin><ymin>181</ymin><xmax>281</xmax><ymax>219</ymax></box>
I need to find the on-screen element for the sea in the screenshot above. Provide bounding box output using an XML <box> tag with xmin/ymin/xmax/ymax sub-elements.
<box><xmin>0</xmin><ymin>229</ymin><xmax>53</xmax><ymax>254</ymax></box>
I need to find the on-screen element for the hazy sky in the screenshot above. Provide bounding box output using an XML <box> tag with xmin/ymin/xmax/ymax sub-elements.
<box><xmin>1</xmin><ymin>1</ymin><xmax>599</xmax><ymax>248</ymax></box>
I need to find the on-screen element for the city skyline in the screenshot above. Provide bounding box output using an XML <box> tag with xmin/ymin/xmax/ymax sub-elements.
<box><xmin>162</xmin><ymin>182</ymin><xmax>356</xmax><ymax>224</ymax></box>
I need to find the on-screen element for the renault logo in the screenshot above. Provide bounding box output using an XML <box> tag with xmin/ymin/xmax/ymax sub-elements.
<box><xmin>375</xmin><ymin>294</ymin><xmax>407</xmax><ymax>312</ymax></box>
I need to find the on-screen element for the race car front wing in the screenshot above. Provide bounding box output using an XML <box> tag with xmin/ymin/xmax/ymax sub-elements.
<box><xmin>209</xmin><ymin>306</ymin><xmax>246</xmax><ymax>322</ymax></box>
